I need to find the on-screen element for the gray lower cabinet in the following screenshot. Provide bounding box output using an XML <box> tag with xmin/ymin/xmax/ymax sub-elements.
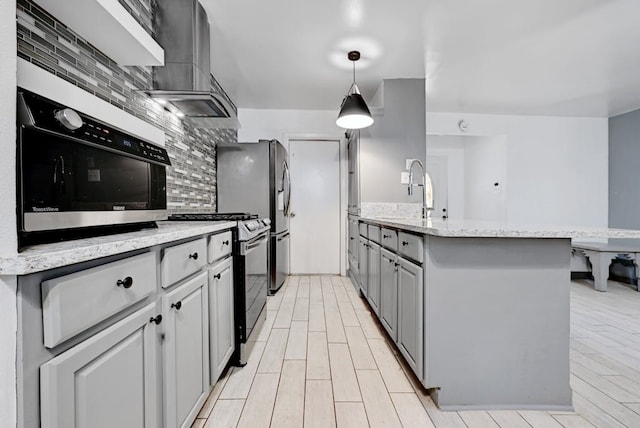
<box><xmin>40</xmin><ymin>303</ymin><xmax>160</xmax><ymax>428</ymax></box>
<box><xmin>397</xmin><ymin>256</ymin><xmax>424</xmax><ymax>380</ymax></box>
<box><xmin>209</xmin><ymin>257</ymin><xmax>235</xmax><ymax>383</ymax></box>
<box><xmin>358</xmin><ymin>236</ymin><xmax>369</xmax><ymax>297</ymax></box>
<box><xmin>163</xmin><ymin>271</ymin><xmax>210</xmax><ymax>428</ymax></box>
<box><xmin>379</xmin><ymin>248</ymin><xmax>398</xmax><ymax>341</ymax></box>
<box><xmin>367</xmin><ymin>241</ymin><xmax>381</xmax><ymax>314</ymax></box>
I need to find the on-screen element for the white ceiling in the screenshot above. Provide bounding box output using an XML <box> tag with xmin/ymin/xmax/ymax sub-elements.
<box><xmin>202</xmin><ymin>0</ymin><xmax>640</xmax><ymax>117</ymax></box>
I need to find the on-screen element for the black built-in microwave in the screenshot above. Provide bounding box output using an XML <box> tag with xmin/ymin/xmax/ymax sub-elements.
<box><xmin>17</xmin><ymin>89</ymin><xmax>171</xmax><ymax>247</ymax></box>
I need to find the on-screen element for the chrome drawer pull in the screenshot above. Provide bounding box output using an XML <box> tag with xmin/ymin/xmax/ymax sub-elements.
<box><xmin>116</xmin><ymin>276</ymin><xmax>133</xmax><ymax>289</ymax></box>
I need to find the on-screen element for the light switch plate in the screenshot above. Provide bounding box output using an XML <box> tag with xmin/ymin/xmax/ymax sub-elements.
<box><xmin>401</xmin><ymin>171</ymin><xmax>410</xmax><ymax>184</ymax></box>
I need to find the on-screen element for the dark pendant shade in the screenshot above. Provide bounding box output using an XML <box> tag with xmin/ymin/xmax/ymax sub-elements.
<box><xmin>336</xmin><ymin>93</ymin><xmax>374</xmax><ymax>129</ymax></box>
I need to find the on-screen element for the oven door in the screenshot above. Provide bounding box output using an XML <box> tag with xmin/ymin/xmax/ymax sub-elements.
<box><xmin>18</xmin><ymin>127</ymin><xmax>167</xmax><ymax>232</ymax></box>
<box><xmin>236</xmin><ymin>230</ymin><xmax>269</xmax><ymax>365</ymax></box>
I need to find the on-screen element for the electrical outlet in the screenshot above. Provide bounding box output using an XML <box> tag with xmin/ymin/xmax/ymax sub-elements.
<box><xmin>401</xmin><ymin>171</ymin><xmax>410</xmax><ymax>184</ymax></box>
<box><xmin>405</xmin><ymin>159</ymin><xmax>415</xmax><ymax>170</ymax></box>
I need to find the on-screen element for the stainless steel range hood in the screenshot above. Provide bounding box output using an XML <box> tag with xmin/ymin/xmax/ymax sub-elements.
<box><xmin>145</xmin><ymin>0</ymin><xmax>238</xmax><ymax>129</ymax></box>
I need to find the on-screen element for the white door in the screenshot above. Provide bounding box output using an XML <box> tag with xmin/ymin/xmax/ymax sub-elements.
<box><xmin>289</xmin><ymin>140</ymin><xmax>341</xmax><ymax>274</ymax></box>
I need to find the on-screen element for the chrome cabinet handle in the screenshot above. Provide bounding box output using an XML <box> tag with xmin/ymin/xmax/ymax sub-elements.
<box><xmin>116</xmin><ymin>276</ymin><xmax>133</xmax><ymax>289</ymax></box>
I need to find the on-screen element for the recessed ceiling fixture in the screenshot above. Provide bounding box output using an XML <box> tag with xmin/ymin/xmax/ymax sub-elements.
<box><xmin>336</xmin><ymin>50</ymin><xmax>374</xmax><ymax>129</ymax></box>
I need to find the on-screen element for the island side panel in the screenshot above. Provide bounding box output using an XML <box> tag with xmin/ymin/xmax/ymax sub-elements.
<box><xmin>423</xmin><ymin>236</ymin><xmax>572</xmax><ymax>410</ymax></box>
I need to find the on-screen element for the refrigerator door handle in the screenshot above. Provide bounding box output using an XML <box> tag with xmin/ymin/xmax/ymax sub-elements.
<box><xmin>276</xmin><ymin>232</ymin><xmax>290</xmax><ymax>242</ymax></box>
<box><xmin>283</xmin><ymin>161</ymin><xmax>292</xmax><ymax>216</ymax></box>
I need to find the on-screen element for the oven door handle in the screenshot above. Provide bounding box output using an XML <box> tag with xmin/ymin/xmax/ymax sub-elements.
<box><xmin>240</xmin><ymin>232</ymin><xmax>269</xmax><ymax>255</ymax></box>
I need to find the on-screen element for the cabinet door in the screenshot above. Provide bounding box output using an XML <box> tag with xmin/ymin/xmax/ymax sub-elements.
<box><xmin>163</xmin><ymin>271</ymin><xmax>210</xmax><ymax>428</ymax></box>
<box><xmin>40</xmin><ymin>303</ymin><xmax>159</xmax><ymax>428</ymax></box>
<box><xmin>367</xmin><ymin>242</ymin><xmax>381</xmax><ymax>315</ymax></box>
<box><xmin>358</xmin><ymin>236</ymin><xmax>369</xmax><ymax>297</ymax></box>
<box><xmin>397</xmin><ymin>257</ymin><xmax>424</xmax><ymax>379</ymax></box>
<box><xmin>347</xmin><ymin>130</ymin><xmax>359</xmax><ymax>212</ymax></box>
<box><xmin>209</xmin><ymin>257</ymin><xmax>235</xmax><ymax>383</ymax></box>
<box><xmin>380</xmin><ymin>248</ymin><xmax>398</xmax><ymax>341</ymax></box>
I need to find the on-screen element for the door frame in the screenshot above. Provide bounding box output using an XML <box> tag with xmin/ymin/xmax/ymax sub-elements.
<box><xmin>284</xmin><ymin>133</ymin><xmax>347</xmax><ymax>276</ymax></box>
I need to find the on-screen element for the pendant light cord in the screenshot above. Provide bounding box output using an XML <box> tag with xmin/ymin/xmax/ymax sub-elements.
<box><xmin>352</xmin><ymin>60</ymin><xmax>356</xmax><ymax>84</ymax></box>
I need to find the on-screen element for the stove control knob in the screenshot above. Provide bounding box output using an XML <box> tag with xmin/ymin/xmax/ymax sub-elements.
<box><xmin>54</xmin><ymin>108</ymin><xmax>83</xmax><ymax>130</ymax></box>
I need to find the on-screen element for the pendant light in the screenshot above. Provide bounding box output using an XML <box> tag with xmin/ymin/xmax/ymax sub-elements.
<box><xmin>336</xmin><ymin>51</ymin><xmax>374</xmax><ymax>129</ymax></box>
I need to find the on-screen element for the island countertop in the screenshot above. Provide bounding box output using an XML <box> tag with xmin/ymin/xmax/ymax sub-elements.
<box><xmin>0</xmin><ymin>221</ymin><xmax>236</xmax><ymax>275</ymax></box>
<box><xmin>357</xmin><ymin>215</ymin><xmax>640</xmax><ymax>239</ymax></box>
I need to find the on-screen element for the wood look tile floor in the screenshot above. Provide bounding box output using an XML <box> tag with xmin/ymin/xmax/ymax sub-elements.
<box><xmin>193</xmin><ymin>276</ymin><xmax>640</xmax><ymax>427</ymax></box>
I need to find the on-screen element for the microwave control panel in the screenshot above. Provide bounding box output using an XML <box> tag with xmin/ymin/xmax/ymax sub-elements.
<box><xmin>18</xmin><ymin>89</ymin><xmax>171</xmax><ymax>166</ymax></box>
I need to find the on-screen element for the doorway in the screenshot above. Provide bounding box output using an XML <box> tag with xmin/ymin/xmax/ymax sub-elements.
<box><xmin>288</xmin><ymin>139</ymin><xmax>341</xmax><ymax>274</ymax></box>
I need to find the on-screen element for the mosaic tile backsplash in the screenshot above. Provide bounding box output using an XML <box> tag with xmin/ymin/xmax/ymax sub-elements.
<box><xmin>16</xmin><ymin>0</ymin><xmax>238</xmax><ymax>212</ymax></box>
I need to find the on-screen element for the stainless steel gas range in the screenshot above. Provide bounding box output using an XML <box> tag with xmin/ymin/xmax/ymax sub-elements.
<box><xmin>168</xmin><ymin>212</ymin><xmax>270</xmax><ymax>365</ymax></box>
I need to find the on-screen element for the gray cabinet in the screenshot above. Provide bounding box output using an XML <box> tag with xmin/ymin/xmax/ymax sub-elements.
<box><xmin>347</xmin><ymin>130</ymin><xmax>360</xmax><ymax>213</ymax></box>
<box><xmin>379</xmin><ymin>248</ymin><xmax>398</xmax><ymax>341</ymax></box>
<box><xmin>348</xmin><ymin>217</ymin><xmax>359</xmax><ymax>282</ymax></box>
<box><xmin>358</xmin><ymin>236</ymin><xmax>369</xmax><ymax>297</ymax></box>
<box><xmin>367</xmin><ymin>241</ymin><xmax>381</xmax><ymax>315</ymax></box>
<box><xmin>209</xmin><ymin>257</ymin><xmax>234</xmax><ymax>383</ymax></box>
<box><xmin>397</xmin><ymin>256</ymin><xmax>424</xmax><ymax>379</ymax></box>
<box><xmin>40</xmin><ymin>303</ymin><xmax>160</xmax><ymax>428</ymax></box>
<box><xmin>163</xmin><ymin>271</ymin><xmax>210</xmax><ymax>428</ymax></box>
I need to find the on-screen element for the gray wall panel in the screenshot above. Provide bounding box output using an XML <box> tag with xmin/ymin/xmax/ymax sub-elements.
<box><xmin>609</xmin><ymin>108</ymin><xmax>640</xmax><ymax>228</ymax></box>
<box><xmin>360</xmin><ymin>79</ymin><xmax>426</xmax><ymax>203</ymax></box>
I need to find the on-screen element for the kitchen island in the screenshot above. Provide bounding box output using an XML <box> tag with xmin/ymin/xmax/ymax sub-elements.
<box><xmin>350</xmin><ymin>215</ymin><xmax>640</xmax><ymax>411</ymax></box>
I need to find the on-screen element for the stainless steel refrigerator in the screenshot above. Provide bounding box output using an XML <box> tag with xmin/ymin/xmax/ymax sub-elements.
<box><xmin>217</xmin><ymin>139</ymin><xmax>290</xmax><ymax>294</ymax></box>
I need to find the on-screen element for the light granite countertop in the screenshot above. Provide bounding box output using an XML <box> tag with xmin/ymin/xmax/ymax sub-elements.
<box><xmin>358</xmin><ymin>216</ymin><xmax>640</xmax><ymax>239</ymax></box>
<box><xmin>0</xmin><ymin>221</ymin><xmax>236</xmax><ymax>275</ymax></box>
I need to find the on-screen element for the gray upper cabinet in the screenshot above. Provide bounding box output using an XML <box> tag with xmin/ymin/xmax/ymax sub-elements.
<box><xmin>163</xmin><ymin>271</ymin><xmax>210</xmax><ymax>428</ymax></box>
<box><xmin>40</xmin><ymin>303</ymin><xmax>160</xmax><ymax>428</ymax></box>
<box><xmin>397</xmin><ymin>256</ymin><xmax>424</xmax><ymax>380</ymax></box>
<box><xmin>209</xmin><ymin>257</ymin><xmax>234</xmax><ymax>384</ymax></box>
<box><xmin>379</xmin><ymin>248</ymin><xmax>398</xmax><ymax>341</ymax></box>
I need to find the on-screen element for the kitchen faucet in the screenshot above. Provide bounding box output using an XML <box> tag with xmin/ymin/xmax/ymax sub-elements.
<box><xmin>407</xmin><ymin>159</ymin><xmax>434</xmax><ymax>219</ymax></box>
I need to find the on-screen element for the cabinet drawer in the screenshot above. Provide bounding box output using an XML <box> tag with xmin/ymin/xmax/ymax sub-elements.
<box><xmin>162</xmin><ymin>238</ymin><xmax>207</xmax><ymax>288</ymax></box>
<box><xmin>368</xmin><ymin>225</ymin><xmax>381</xmax><ymax>244</ymax></box>
<box><xmin>41</xmin><ymin>252</ymin><xmax>156</xmax><ymax>348</ymax></box>
<box><xmin>398</xmin><ymin>232</ymin><xmax>424</xmax><ymax>264</ymax></box>
<box><xmin>359</xmin><ymin>222</ymin><xmax>368</xmax><ymax>238</ymax></box>
<box><xmin>380</xmin><ymin>228</ymin><xmax>398</xmax><ymax>251</ymax></box>
<box><xmin>208</xmin><ymin>231</ymin><xmax>233</xmax><ymax>264</ymax></box>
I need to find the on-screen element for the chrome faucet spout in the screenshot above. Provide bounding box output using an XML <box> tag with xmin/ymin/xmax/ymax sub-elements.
<box><xmin>407</xmin><ymin>159</ymin><xmax>434</xmax><ymax>219</ymax></box>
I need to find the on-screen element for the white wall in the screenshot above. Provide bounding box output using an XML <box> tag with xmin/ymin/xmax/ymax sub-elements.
<box><xmin>427</xmin><ymin>112</ymin><xmax>608</xmax><ymax>227</ymax></box>
<box><xmin>238</xmin><ymin>108</ymin><xmax>343</xmax><ymax>142</ymax></box>
<box><xmin>463</xmin><ymin>136</ymin><xmax>507</xmax><ymax>221</ymax></box>
<box><xmin>0</xmin><ymin>1</ymin><xmax>17</xmax><ymax>426</ymax></box>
